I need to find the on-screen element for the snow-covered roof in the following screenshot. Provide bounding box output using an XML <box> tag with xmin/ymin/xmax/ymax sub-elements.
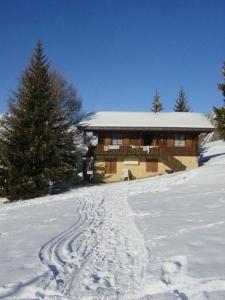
<box><xmin>79</xmin><ymin>112</ymin><xmax>214</xmax><ymax>132</ymax></box>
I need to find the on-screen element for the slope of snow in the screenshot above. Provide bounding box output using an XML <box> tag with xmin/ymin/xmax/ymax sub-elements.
<box><xmin>79</xmin><ymin>111</ymin><xmax>214</xmax><ymax>130</ymax></box>
<box><xmin>201</xmin><ymin>112</ymin><xmax>220</xmax><ymax>144</ymax></box>
<box><xmin>200</xmin><ymin>140</ymin><xmax>225</xmax><ymax>165</ymax></box>
<box><xmin>129</xmin><ymin>166</ymin><xmax>225</xmax><ymax>299</ymax></box>
<box><xmin>0</xmin><ymin>141</ymin><xmax>225</xmax><ymax>299</ymax></box>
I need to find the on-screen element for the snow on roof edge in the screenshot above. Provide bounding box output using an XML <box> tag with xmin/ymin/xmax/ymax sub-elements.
<box><xmin>79</xmin><ymin>111</ymin><xmax>214</xmax><ymax>130</ymax></box>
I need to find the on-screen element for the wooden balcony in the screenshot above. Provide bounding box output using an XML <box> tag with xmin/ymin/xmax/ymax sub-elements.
<box><xmin>94</xmin><ymin>145</ymin><xmax>197</xmax><ymax>157</ymax></box>
<box><xmin>94</xmin><ymin>145</ymin><xmax>158</xmax><ymax>157</ymax></box>
<box><xmin>93</xmin><ymin>145</ymin><xmax>187</xmax><ymax>172</ymax></box>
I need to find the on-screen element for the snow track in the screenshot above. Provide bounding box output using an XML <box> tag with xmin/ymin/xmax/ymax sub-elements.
<box><xmin>0</xmin><ymin>190</ymin><xmax>106</xmax><ymax>299</ymax></box>
<box><xmin>0</xmin><ymin>184</ymin><xmax>148</xmax><ymax>299</ymax></box>
<box><xmin>75</xmin><ymin>188</ymin><xmax>149</xmax><ymax>299</ymax></box>
<box><xmin>37</xmin><ymin>193</ymin><xmax>105</xmax><ymax>298</ymax></box>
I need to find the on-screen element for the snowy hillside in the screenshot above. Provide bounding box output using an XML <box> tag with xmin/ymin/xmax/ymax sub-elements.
<box><xmin>201</xmin><ymin>112</ymin><xmax>220</xmax><ymax>144</ymax></box>
<box><xmin>0</xmin><ymin>141</ymin><xmax>225</xmax><ymax>299</ymax></box>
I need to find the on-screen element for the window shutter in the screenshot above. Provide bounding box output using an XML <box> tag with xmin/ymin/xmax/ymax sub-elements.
<box><xmin>105</xmin><ymin>161</ymin><xmax>111</xmax><ymax>173</ymax></box>
<box><xmin>110</xmin><ymin>160</ymin><xmax>117</xmax><ymax>173</ymax></box>
<box><xmin>186</xmin><ymin>138</ymin><xmax>193</xmax><ymax>147</ymax></box>
<box><xmin>146</xmin><ymin>161</ymin><xmax>151</xmax><ymax>172</ymax></box>
<box><xmin>167</xmin><ymin>137</ymin><xmax>174</xmax><ymax>147</ymax></box>
<box><xmin>104</xmin><ymin>137</ymin><xmax>111</xmax><ymax>145</ymax></box>
<box><xmin>123</xmin><ymin>137</ymin><xmax>129</xmax><ymax>146</ymax></box>
<box><xmin>146</xmin><ymin>159</ymin><xmax>158</xmax><ymax>172</ymax></box>
<box><xmin>105</xmin><ymin>158</ymin><xmax>117</xmax><ymax>174</ymax></box>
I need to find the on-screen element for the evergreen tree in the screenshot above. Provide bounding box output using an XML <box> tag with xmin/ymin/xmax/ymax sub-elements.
<box><xmin>174</xmin><ymin>88</ymin><xmax>191</xmax><ymax>112</ymax></box>
<box><xmin>151</xmin><ymin>90</ymin><xmax>163</xmax><ymax>112</ymax></box>
<box><xmin>0</xmin><ymin>42</ymin><xmax>81</xmax><ymax>200</ymax></box>
<box><xmin>214</xmin><ymin>62</ymin><xmax>225</xmax><ymax>140</ymax></box>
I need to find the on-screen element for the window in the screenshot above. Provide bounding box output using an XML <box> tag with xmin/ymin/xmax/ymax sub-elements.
<box><xmin>112</xmin><ymin>134</ymin><xmax>123</xmax><ymax>145</ymax></box>
<box><xmin>174</xmin><ymin>135</ymin><xmax>185</xmax><ymax>147</ymax></box>
<box><xmin>146</xmin><ymin>158</ymin><xmax>158</xmax><ymax>172</ymax></box>
<box><xmin>166</xmin><ymin>137</ymin><xmax>174</xmax><ymax>147</ymax></box>
<box><xmin>143</xmin><ymin>135</ymin><xmax>154</xmax><ymax>146</ymax></box>
<box><xmin>105</xmin><ymin>158</ymin><xmax>117</xmax><ymax>173</ymax></box>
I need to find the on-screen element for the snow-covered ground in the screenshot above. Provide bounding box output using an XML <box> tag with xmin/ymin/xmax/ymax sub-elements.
<box><xmin>0</xmin><ymin>141</ymin><xmax>225</xmax><ymax>299</ymax></box>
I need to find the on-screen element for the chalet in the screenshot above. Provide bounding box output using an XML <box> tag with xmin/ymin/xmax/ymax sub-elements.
<box><xmin>78</xmin><ymin>112</ymin><xmax>214</xmax><ymax>182</ymax></box>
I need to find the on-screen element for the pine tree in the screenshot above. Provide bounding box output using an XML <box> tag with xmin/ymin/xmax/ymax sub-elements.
<box><xmin>174</xmin><ymin>88</ymin><xmax>191</xmax><ymax>112</ymax></box>
<box><xmin>0</xmin><ymin>42</ymin><xmax>81</xmax><ymax>200</ymax></box>
<box><xmin>214</xmin><ymin>62</ymin><xmax>225</xmax><ymax>140</ymax></box>
<box><xmin>151</xmin><ymin>90</ymin><xmax>163</xmax><ymax>112</ymax></box>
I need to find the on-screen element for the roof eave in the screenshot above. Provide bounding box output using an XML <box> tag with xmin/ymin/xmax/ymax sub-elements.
<box><xmin>79</xmin><ymin>126</ymin><xmax>214</xmax><ymax>133</ymax></box>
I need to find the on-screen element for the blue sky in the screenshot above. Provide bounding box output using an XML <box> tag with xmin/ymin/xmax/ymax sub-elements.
<box><xmin>0</xmin><ymin>0</ymin><xmax>224</xmax><ymax>114</ymax></box>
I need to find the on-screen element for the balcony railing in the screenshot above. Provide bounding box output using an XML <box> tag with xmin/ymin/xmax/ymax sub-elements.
<box><xmin>94</xmin><ymin>145</ymin><xmax>196</xmax><ymax>157</ymax></box>
<box><xmin>94</xmin><ymin>145</ymin><xmax>159</xmax><ymax>157</ymax></box>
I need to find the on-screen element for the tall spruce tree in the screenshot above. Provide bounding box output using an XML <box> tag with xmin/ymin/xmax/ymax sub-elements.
<box><xmin>0</xmin><ymin>42</ymin><xmax>81</xmax><ymax>200</ymax></box>
<box><xmin>214</xmin><ymin>62</ymin><xmax>225</xmax><ymax>140</ymax></box>
<box><xmin>151</xmin><ymin>90</ymin><xmax>163</xmax><ymax>112</ymax></box>
<box><xmin>174</xmin><ymin>88</ymin><xmax>191</xmax><ymax>112</ymax></box>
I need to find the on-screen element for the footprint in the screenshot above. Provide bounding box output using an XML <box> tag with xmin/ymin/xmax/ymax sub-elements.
<box><xmin>161</xmin><ymin>256</ymin><xmax>187</xmax><ymax>285</ymax></box>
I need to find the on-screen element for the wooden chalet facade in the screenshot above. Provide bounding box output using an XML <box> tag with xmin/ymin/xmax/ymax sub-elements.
<box><xmin>78</xmin><ymin>112</ymin><xmax>214</xmax><ymax>182</ymax></box>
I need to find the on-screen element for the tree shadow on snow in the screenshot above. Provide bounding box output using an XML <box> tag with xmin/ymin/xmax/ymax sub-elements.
<box><xmin>199</xmin><ymin>152</ymin><xmax>225</xmax><ymax>165</ymax></box>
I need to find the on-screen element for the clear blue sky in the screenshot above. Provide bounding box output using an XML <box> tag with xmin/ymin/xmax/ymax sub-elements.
<box><xmin>0</xmin><ymin>0</ymin><xmax>224</xmax><ymax>114</ymax></box>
